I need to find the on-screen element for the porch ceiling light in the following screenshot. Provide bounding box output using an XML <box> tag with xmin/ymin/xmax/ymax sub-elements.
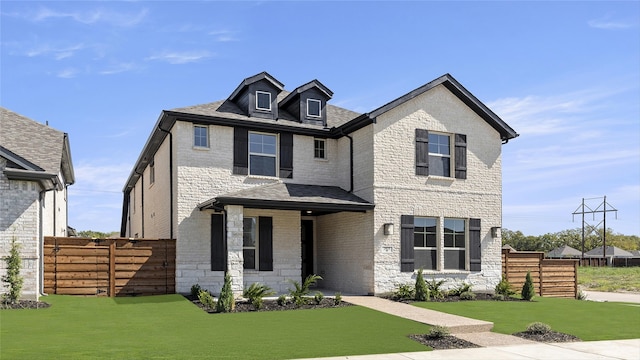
<box><xmin>383</xmin><ymin>223</ymin><xmax>394</xmax><ymax>235</ymax></box>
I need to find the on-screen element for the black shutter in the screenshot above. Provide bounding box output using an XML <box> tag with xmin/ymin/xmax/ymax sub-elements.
<box><xmin>454</xmin><ymin>134</ymin><xmax>467</xmax><ymax>179</ymax></box>
<box><xmin>400</xmin><ymin>215</ymin><xmax>415</xmax><ymax>272</ymax></box>
<box><xmin>279</xmin><ymin>132</ymin><xmax>293</xmax><ymax>179</ymax></box>
<box><xmin>469</xmin><ymin>218</ymin><xmax>481</xmax><ymax>271</ymax></box>
<box><xmin>415</xmin><ymin>129</ymin><xmax>429</xmax><ymax>176</ymax></box>
<box><xmin>233</xmin><ymin>127</ymin><xmax>248</xmax><ymax>175</ymax></box>
<box><xmin>259</xmin><ymin>217</ymin><xmax>273</xmax><ymax>271</ymax></box>
<box><xmin>211</xmin><ymin>214</ymin><xmax>226</xmax><ymax>271</ymax></box>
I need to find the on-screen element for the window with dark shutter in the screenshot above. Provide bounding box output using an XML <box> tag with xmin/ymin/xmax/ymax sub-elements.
<box><xmin>233</xmin><ymin>127</ymin><xmax>248</xmax><ymax>175</ymax></box>
<box><xmin>211</xmin><ymin>214</ymin><xmax>226</xmax><ymax>271</ymax></box>
<box><xmin>259</xmin><ymin>217</ymin><xmax>273</xmax><ymax>271</ymax></box>
<box><xmin>469</xmin><ymin>218</ymin><xmax>481</xmax><ymax>271</ymax></box>
<box><xmin>415</xmin><ymin>129</ymin><xmax>429</xmax><ymax>176</ymax></box>
<box><xmin>400</xmin><ymin>215</ymin><xmax>415</xmax><ymax>272</ymax></box>
<box><xmin>454</xmin><ymin>134</ymin><xmax>467</xmax><ymax>180</ymax></box>
<box><xmin>279</xmin><ymin>132</ymin><xmax>293</xmax><ymax>179</ymax></box>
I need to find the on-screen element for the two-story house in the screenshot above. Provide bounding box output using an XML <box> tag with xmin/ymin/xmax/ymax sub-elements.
<box><xmin>1</xmin><ymin>107</ymin><xmax>75</xmax><ymax>300</ymax></box>
<box><xmin>121</xmin><ymin>72</ymin><xmax>518</xmax><ymax>295</ymax></box>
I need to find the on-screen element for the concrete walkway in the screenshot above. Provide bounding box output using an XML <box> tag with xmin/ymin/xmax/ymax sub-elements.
<box><xmin>583</xmin><ymin>290</ymin><xmax>640</xmax><ymax>303</ymax></box>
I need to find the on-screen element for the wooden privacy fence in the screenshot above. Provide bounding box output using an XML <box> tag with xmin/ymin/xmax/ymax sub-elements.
<box><xmin>502</xmin><ymin>249</ymin><xmax>578</xmax><ymax>298</ymax></box>
<box><xmin>44</xmin><ymin>237</ymin><xmax>175</xmax><ymax>297</ymax></box>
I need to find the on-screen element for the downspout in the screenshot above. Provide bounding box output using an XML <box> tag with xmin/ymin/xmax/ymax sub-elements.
<box><xmin>158</xmin><ymin>127</ymin><xmax>174</xmax><ymax>240</ymax></box>
<box><xmin>339</xmin><ymin>129</ymin><xmax>354</xmax><ymax>193</ymax></box>
<box><xmin>136</xmin><ymin>171</ymin><xmax>145</xmax><ymax>238</ymax></box>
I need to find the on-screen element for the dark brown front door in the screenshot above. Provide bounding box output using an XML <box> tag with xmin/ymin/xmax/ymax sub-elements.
<box><xmin>301</xmin><ymin>220</ymin><xmax>314</xmax><ymax>281</ymax></box>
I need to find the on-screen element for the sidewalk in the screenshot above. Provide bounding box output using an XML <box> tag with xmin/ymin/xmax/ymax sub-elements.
<box><xmin>583</xmin><ymin>290</ymin><xmax>640</xmax><ymax>303</ymax></box>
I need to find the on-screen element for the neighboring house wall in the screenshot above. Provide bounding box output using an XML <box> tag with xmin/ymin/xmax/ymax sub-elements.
<box><xmin>41</xmin><ymin>177</ymin><xmax>68</xmax><ymax>237</ymax></box>
<box><xmin>371</xmin><ymin>85</ymin><xmax>503</xmax><ymax>293</ymax></box>
<box><xmin>0</xmin><ymin>161</ymin><xmax>41</xmax><ymax>300</ymax></box>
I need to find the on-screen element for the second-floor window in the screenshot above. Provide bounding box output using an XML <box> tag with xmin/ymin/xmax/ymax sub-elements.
<box><xmin>194</xmin><ymin>125</ymin><xmax>208</xmax><ymax>147</ymax></box>
<box><xmin>256</xmin><ymin>91</ymin><xmax>271</xmax><ymax>111</ymax></box>
<box><xmin>428</xmin><ymin>133</ymin><xmax>451</xmax><ymax>177</ymax></box>
<box><xmin>249</xmin><ymin>132</ymin><xmax>277</xmax><ymax>176</ymax></box>
<box><xmin>314</xmin><ymin>139</ymin><xmax>326</xmax><ymax>159</ymax></box>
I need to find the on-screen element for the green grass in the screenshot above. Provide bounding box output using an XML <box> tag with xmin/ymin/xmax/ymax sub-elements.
<box><xmin>416</xmin><ymin>296</ymin><xmax>640</xmax><ymax>341</ymax></box>
<box><xmin>1</xmin><ymin>295</ymin><xmax>430</xmax><ymax>359</ymax></box>
<box><xmin>578</xmin><ymin>266</ymin><xmax>640</xmax><ymax>292</ymax></box>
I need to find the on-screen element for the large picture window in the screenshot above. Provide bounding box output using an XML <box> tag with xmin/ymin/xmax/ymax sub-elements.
<box><xmin>249</xmin><ymin>132</ymin><xmax>277</xmax><ymax>176</ymax></box>
<box><xmin>412</xmin><ymin>217</ymin><xmax>467</xmax><ymax>271</ymax></box>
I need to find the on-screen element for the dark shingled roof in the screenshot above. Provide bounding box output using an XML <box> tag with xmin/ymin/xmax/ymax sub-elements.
<box><xmin>198</xmin><ymin>183</ymin><xmax>374</xmax><ymax>213</ymax></box>
<box><xmin>0</xmin><ymin>107</ymin><xmax>74</xmax><ymax>185</ymax></box>
<box><xmin>546</xmin><ymin>245</ymin><xmax>582</xmax><ymax>258</ymax></box>
<box><xmin>585</xmin><ymin>246</ymin><xmax>634</xmax><ymax>258</ymax></box>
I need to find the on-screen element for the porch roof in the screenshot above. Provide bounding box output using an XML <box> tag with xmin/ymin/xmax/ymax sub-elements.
<box><xmin>198</xmin><ymin>183</ymin><xmax>374</xmax><ymax>214</ymax></box>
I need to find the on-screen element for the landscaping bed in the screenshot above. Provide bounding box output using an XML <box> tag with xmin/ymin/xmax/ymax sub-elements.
<box><xmin>0</xmin><ymin>300</ymin><xmax>51</xmax><ymax>310</ymax></box>
<box><xmin>185</xmin><ymin>294</ymin><xmax>353</xmax><ymax>313</ymax></box>
<box><xmin>513</xmin><ymin>330</ymin><xmax>581</xmax><ymax>343</ymax></box>
<box><xmin>409</xmin><ymin>334</ymin><xmax>480</xmax><ymax>350</ymax></box>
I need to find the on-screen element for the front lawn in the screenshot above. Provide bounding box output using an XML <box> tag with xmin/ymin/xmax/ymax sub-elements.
<box><xmin>416</xmin><ymin>296</ymin><xmax>640</xmax><ymax>341</ymax></box>
<box><xmin>1</xmin><ymin>295</ymin><xmax>430</xmax><ymax>359</ymax></box>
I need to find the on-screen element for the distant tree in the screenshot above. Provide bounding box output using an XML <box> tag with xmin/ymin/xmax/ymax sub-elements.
<box><xmin>503</xmin><ymin>227</ymin><xmax>639</xmax><ymax>252</ymax></box>
<box><xmin>77</xmin><ymin>230</ymin><xmax>119</xmax><ymax>239</ymax></box>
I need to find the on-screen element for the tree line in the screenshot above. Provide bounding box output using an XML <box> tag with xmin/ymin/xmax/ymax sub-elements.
<box><xmin>502</xmin><ymin>228</ymin><xmax>640</xmax><ymax>253</ymax></box>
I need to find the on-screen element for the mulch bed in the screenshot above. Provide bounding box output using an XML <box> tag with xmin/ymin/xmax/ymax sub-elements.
<box><xmin>0</xmin><ymin>300</ymin><xmax>51</xmax><ymax>310</ymax></box>
<box><xmin>409</xmin><ymin>334</ymin><xmax>481</xmax><ymax>350</ymax></box>
<box><xmin>185</xmin><ymin>295</ymin><xmax>352</xmax><ymax>313</ymax></box>
<box><xmin>513</xmin><ymin>331</ymin><xmax>581</xmax><ymax>343</ymax></box>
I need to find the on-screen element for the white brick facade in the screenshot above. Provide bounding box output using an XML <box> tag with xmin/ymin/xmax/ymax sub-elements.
<box><xmin>124</xmin><ymin>75</ymin><xmax>515</xmax><ymax>297</ymax></box>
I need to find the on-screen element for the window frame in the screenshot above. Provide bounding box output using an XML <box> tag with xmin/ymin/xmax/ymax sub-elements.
<box><xmin>307</xmin><ymin>98</ymin><xmax>322</xmax><ymax>118</ymax></box>
<box><xmin>193</xmin><ymin>125</ymin><xmax>209</xmax><ymax>148</ymax></box>
<box><xmin>248</xmin><ymin>131</ymin><xmax>278</xmax><ymax>177</ymax></box>
<box><xmin>256</xmin><ymin>91</ymin><xmax>272</xmax><ymax>111</ymax></box>
<box><xmin>428</xmin><ymin>132</ymin><xmax>452</xmax><ymax>178</ymax></box>
<box><xmin>414</xmin><ymin>217</ymin><xmax>438</xmax><ymax>270</ymax></box>
<box><xmin>443</xmin><ymin>218</ymin><xmax>467</xmax><ymax>271</ymax></box>
<box><xmin>243</xmin><ymin>217</ymin><xmax>258</xmax><ymax>270</ymax></box>
<box><xmin>314</xmin><ymin>138</ymin><xmax>327</xmax><ymax>159</ymax></box>
<box><xmin>412</xmin><ymin>216</ymin><xmax>469</xmax><ymax>271</ymax></box>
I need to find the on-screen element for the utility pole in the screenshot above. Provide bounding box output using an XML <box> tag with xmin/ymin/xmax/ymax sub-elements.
<box><xmin>572</xmin><ymin>196</ymin><xmax>618</xmax><ymax>263</ymax></box>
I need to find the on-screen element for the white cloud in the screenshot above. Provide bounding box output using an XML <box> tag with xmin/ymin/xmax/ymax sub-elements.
<box><xmin>27</xmin><ymin>7</ymin><xmax>148</xmax><ymax>27</ymax></box>
<box><xmin>57</xmin><ymin>68</ymin><xmax>80</xmax><ymax>78</ymax></box>
<box><xmin>73</xmin><ymin>161</ymin><xmax>132</xmax><ymax>194</ymax></box>
<box><xmin>588</xmin><ymin>17</ymin><xmax>637</xmax><ymax>30</ymax></box>
<box><xmin>26</xmin><ymin>43</ymin><xmax>85</xmax><ymax>60</ymax></box>
<box><xmin>146</xmin><ymin>51</ymin><xmax>213</xmax><ymax>64</ymax></box>
<box><xmin>208</xmin><ymin>30</ymin><xmax>239</xmax><ymax>42</ymax></box>
<box><xmin>100</xmin><ymin>62</ymin><xmax>136</xmax><ymax>75</ymax></box>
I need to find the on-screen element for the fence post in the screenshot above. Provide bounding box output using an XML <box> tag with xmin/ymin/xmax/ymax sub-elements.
<box><xmin>109</xmin><ymin>241</ymin><xmax>116</xmax><ymax>297</ymax></box>
<box><xmin>573</xmin><ymin>259</ymin><xmax>578</xmax><ymax>299</ymax></box>
<box><xmin>538</xmin><ymin>253</ymin><xmax>543</xmax><ymax>296</ymax></box>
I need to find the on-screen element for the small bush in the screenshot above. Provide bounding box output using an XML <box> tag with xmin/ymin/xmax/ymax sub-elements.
<box><xmin>392</xmin><ymin>283</ymin><xmax>415</xmax><ymax>301</ymax></box>
<box><xmin>277</xmin><ymin>294</ymin><xmax>288</xmax><ymax>306</ymax></box>
<box><xmin>216</xmin><ymin>272</ymin><xmax>235</xmax><ymax>313</ymax></box>
<box><xmin>197</xmin><ymin>289</ymin><xmax>216</xmax><ymax>309</ymax></box>
<box><xmin>190</xmin><ymin>284</ymin><xmax>201</xmax><ymax>298</ymax></box>
<box><xmin>493</xmin><ymin>294</ymin><xmax>505</xmax><ymax>301</ymax></box>
<box><xmin>333</xmin><ymin>292</ymin><xmax>342</xmax><ymax>306</ymax></box>
<box><xmin>460</xmin><ymin>291</ymin><xmax>476</xmax><ymax>301</ymax></box>
<box><xmin>314</xmin><ymin>291</ymin><xmax>324</xmax><ymax>305</ymax></box>
<box><xmin>577</xmin><ymin>290</ymin><xmax>587</xmax><ymax>300</ymax></box>
<box><xmin>495</xmin><ymin>278</ymin><xmax>515</xmax><ymax>297</ymax></box>
<box><xmin>414</xmin><ymin>268</ymin><xmax>429</xmax><ymax>301</ymax></box>
<box><xmin>521</xmin><ymin>272</ymin><xmax>535</xmax><ymax>301</ymax></box>
<box><xmin>243</xmin><ymin>283</ymin><xmax>275</xmax><ymax>310</ymax></box>
<box><xmin>427</xmin><ymin>325</ymin><xmax>450</xmax><ymax>339</ymax></box>
<box><xmin>288</xmin><ymin>274</ymin><xmax>322</xmax><ymax>306</ymax></box>
<box><xmin>449</xmin><ymin>282</ymin><xmax>472</xmax><ymax>296</ymax></box>
<box><xmin>526</xmin><ymin>322</ymin><xmax>551</xmax><ymax>334</ymax></box>
<box><xmin>427</xmin><ymin>278</ymin><xmax>446</xmax><ymax>300</ymax></box>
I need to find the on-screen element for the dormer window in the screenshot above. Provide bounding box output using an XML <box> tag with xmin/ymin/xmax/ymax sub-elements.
<box><xmin>307</xmin><ymin>99</ymin><xmax>322</xmax><ymax>118</ymax></box>
<box><xmin>256</xmin><ymin>91</ymin><xmax>272</xmax><ymax>111</ymax></box>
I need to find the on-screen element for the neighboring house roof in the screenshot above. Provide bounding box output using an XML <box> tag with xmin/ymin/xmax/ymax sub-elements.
<box><xmin>546</xmin><ymin>245</ymin><xmax>582</xmax><ymax>258</ymax></box>
<box><xmin>0</xmin><ymin>107</ymin><xmax>75</xmax><ymax>188</ymax></box>
<box><xmin>630</xmin><ymin>250</ymin><xmax>640</xmax><ymax>257</ymax></box>
<box><xmin>502</xmin><ymin>244</ymin><xmax>517</xmax><ymax>252</ymax></box>
<box><xmin>198</xmin><ymin>183</ymin><xmax>374</xmax><ymax>215</ymax></box>
<box><xmin>585</xmin><ymin>246</ymin><xmax>634</xmax><ymax>258</ymax></box>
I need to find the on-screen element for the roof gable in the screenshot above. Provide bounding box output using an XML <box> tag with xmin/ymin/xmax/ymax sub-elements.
<box><xmin>228</xmin><ymin>71</ymin><xmax>285</xmax><ymax>102</ymax></box>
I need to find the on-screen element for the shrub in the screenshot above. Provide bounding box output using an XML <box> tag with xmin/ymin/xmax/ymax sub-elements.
<box><xmin>449</xmin><ymin>282</ymin><xmax>472</xmax><ymax>296</ymax></box>
<box><xmin>495</xmin><ymin>278</ymin><xmax>515</xmax><ymax>297</ymax></box>
<box><xmin>426</xmin><ymin>325</ymin><xmax>450</xmax><ymax>339</ymax></box>
<box><xmin>190</xmin><ymin>284</ymin><xmax>201</xmax><ymax>298</ymax></box>
<box><xmin>414</xmin><ymin>268</ymin><xmax>429</xmax><ymax>301</ymax></box>
<box><xmin>333</xmin><ymin>292</ymin><xmax>342</xmax><ymax>306</ymax></box>
<box><xmin>493</xmin><ymin>294</ymin><xmax>505</xmax><ymax>301</ymax></box>
<box><xmin>288</xmin><ymin>274</ymin><xmax>322</xmax><ymax>306</ymax></box>
<box><xmin>427</xmin><ymin>278</ymin><xmax>446</xmax><ymax>300</ymax></box>
<box><xmin>314</xmin><ymin>291</ymin><xmax>324</xmax><ymax>305</ymax></box>
<box><xmin>197</xmin><ymin>289</ymin><xmax>216</xmax><ymax>309</ymax></box>
<box><xmin>277</xmin><ymin>294</ymin><xmax>288</xmax><ymax>306</ymax></box>
<box><xmin>460</xmin><ymin>291</ymin><xmax>476</xmax><ymax>301</ymax></box>
<box><xmin>392</xmin><ymin>283</ymin><xmax>415</xmax><ymax>301</ymax></box>
<box><xmin>216</xmin><ymin>272</ymin><xmax>235</xmax><ymax>313</ymax></box>
<box><xmin>243</xmin><ymin>283</ymin><xmax>275</xmax><ymax>310</ymax></box>
<box><xmin>577</xmin><ymin>290</ymin><xmax>587</xmax><ymax>300</ymax></box>
<box><xmin>521</xmin><ymin>272</ymin><xmax>535</xmax><ymax>301</ymax></box>
<box><xmin>2</xmin><ymin>238</ymin><xmax>23</xmax><ymax>304</ymax></box>
<box><xmin>526</xmin><ymin>322</ymin><xmax>551</xmax><ymax>334</ymax></box>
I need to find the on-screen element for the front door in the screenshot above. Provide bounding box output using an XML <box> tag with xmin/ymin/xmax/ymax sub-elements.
<box><xmin>301</xmin><ymin>220</ymin><xmax>314</xmax><ymax>281</ymax></box>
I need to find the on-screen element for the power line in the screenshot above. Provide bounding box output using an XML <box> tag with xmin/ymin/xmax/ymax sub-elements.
<box><xmin>572</xmin><ymin>196</ymin><xmax>618</xmax><ymax>260</ymax></box>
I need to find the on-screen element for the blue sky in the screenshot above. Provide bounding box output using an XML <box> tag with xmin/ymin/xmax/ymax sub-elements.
<box><xmin>2</xmin><ymin>1</ymin><xmax>639</xmax><ymax>236</ymax></box>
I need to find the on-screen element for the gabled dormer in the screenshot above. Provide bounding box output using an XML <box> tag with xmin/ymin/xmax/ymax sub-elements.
<box><xmin>228</xmin><ymin>71</ymin><xmax>284</xmax><ymax>120</ymax></box>
<box><xmin>279</xmin><ymin>80</ymin><xmax>333</xmax><ymax>126</ymax></box>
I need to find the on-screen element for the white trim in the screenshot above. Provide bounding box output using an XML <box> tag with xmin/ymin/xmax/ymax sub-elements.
<box><xmin>428</xmin><ymin>132</ymin><xmax>453</xmax><ymax>177</ymax></box>
<box><xmin>243</xmin><ymin>217</ymin><xmax>259</xmax><ymax>270</ymax></box>
<box><xmin>248</xmin><ymin>131</ymin><xmax>278</xmax><ymax>177</ymax></box>
<box><xmin>256</xmin><ymin>91</ymin><xmax>272</xmax><ymax>111</ymax></box>
<box><xmin>307</xmin><ymin>98</ymin><xmax>322</xmax><ymax>118</ymax></box>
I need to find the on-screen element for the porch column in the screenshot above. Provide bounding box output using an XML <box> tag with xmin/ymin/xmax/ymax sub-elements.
<box><xmin>225</xmin><ymin>205</ymin><xmax>244</xmax><ymax>295</ymax></box>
